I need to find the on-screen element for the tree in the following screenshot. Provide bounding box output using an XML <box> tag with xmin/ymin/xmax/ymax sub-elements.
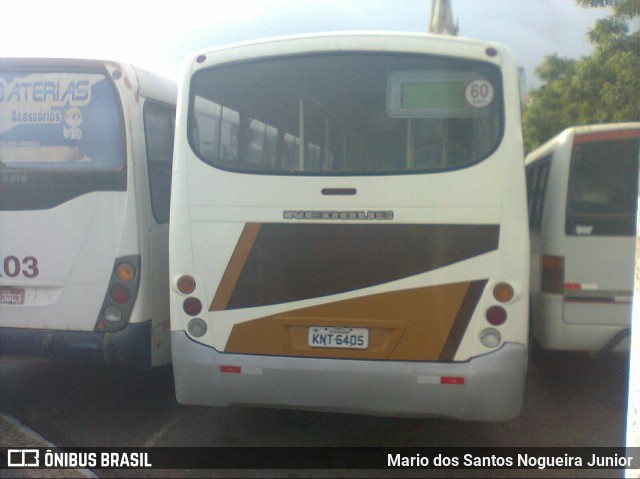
<box><xmin>522</xmin><ymin>0</ymin><xmax>640</xmax><ymax>152</ymax></box>
<box><xmin>576</xmin><ymin>0</ymin><xmax>640</xmax><ymax>22</ymax></box>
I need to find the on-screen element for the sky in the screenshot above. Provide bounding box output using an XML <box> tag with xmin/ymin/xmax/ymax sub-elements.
<box><xmin>0</xmin><ymin>0</ymin><xmax>611</xmax><ymax>91</ymax></box>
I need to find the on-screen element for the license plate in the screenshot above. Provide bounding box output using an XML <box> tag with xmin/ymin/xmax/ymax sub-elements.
<box><xmin>0</xmin><ymin>287</ymin><xmax>25</xmax><ymax>305</ymax></box>
<box><xmin>308</xmin><ymin>327</ymin><xmax>369</xmax><ymax>349</ymax></box>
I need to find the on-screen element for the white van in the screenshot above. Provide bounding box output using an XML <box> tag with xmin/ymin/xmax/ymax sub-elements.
<box><xmin>526</xmin><ymin>123</ymin><xmax>640</xmax><ymax>352</ymax></box>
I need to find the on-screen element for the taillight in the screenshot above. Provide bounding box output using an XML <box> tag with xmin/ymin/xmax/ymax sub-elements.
<box><xmin>116</xmin><ymin>262</ymin><xmax>136</xmax><ymax>282</ymax></box>
<box><xmin>103</xmin><ymin>305</ymin><xmax>122</xmax><ymax>323</ymax></box>
<box><xmin>188</xmin><ymin>318</ymin><xmax>207</xmax><ymax>337</ymax></box>
<box><xmin>183</xmin><ymin>297</ymin><xmax>202</xmax><ymax>316</ymax></box>
<box><xmin>110</xmin><ymin>284</ymin><xmax>130</xmax><ymax>304</ymax></box>
<box><xmin>486</xmin><ymin>305</ymin><xmax>507</xmax><ymax>326</ymax></box>
<box><xmin>480</xmin><ymin>328</ymin><xmax>501</xmax><ymax>348</ymax></box>
<box><xmin>542</xmin><ymin>255</ymin><xmax>564</xmax><ymax>294</ymax></box>
<box><xmin>178</xmin><ymin>275</ymin><xmax>197</xmax><ymax>295</ymax></box>
<box><xmin>493</xmin><ymin>282</ymin><xmax>514</xmax><ymax>303</ymax></box>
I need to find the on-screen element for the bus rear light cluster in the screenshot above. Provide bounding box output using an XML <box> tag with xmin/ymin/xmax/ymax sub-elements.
<box><xmin>481</xmin><ymin>281</ymin><xmax>515</xmax><ymax>348</ymax></box>
<box><xmin>96</xmin><ymin>256</ymin><xmax>140</xmax><ymax>331</ymax></box>
<box><xmin>106</xmin><ymin>262</ymin><xmax>135</xmax><ymax>315</ymax></box>
<box><xmin>176</xmin><ymin>275</ymin><xmax>207</xmax><ymax>338</ymax></box>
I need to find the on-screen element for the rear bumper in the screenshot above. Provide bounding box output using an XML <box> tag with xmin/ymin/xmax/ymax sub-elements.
<box><xmin>172</xmin><ymin>331</ymin><xmax>527</xmax><ymax>421</ymax></box>
<box><xmin>0</xmin><ymin>321</ymin><xmax>151</xmax><ymax>368</ymax></box>
<box><xmin>532</xmin><ymin>294</ymin><xmax>630</xmax><ymax>352</ymax></box>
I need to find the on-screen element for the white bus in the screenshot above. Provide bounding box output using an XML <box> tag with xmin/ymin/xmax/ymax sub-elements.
<box><xmin>526</xmin><ymin>123</ymin><xmax>640</xmax><ymax>353</ymax></box>
<box><xmin>170</xmin><ymin>32</ymin><xmax>529</xmax><ymax>420</ymax></box>
<box><xmin>0</xmin><ymin>58</ymin><xmax>176</xmax><ymax>368</ymax></box>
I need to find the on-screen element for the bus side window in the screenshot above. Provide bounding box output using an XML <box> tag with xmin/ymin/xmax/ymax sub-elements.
<box><xmin>526</xmin><ymin>155</ymin><xmax>551</xmax><ymax>231</ymax></box>
<box><xmin>144</xmin><ymin>102</ymin><xmax>176</xmax><ymax>224</ymax></box>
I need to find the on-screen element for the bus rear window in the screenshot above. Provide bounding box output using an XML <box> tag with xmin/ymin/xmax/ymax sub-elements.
<box><xmin>189</xmin><ymin>53</ymin><xmax>503</xmax><ymax>175</ymax></box>
<box><xmin>0</xmin><ymin>70</ymin><xmax>124</xmax><ymax>171</ymax></box>
<box><xmin>566</xmin><ymin>137</ymin><xmax>639</xmax><ymax>236</ymax></box>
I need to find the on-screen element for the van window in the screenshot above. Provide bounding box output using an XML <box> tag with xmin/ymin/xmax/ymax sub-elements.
<box><xmin>565</xmin><ymin>138</ymin><xmax>639</xmax><ymax>236</ymax></box>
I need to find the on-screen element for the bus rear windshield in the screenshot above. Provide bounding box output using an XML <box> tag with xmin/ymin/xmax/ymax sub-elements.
<box><xmin>189</xmin><ymin>53</ymin><xmax>504</xmax><ymax>175</ymax></box>
<box><xmin>566</xmin><ymin>137</ymin><xmax>639</xmax><ymax>236</ymax></box>
<box><xmin>0</xmin><ymin>69</ymin><xmax>124</xmax><ymax>172</ymax></box>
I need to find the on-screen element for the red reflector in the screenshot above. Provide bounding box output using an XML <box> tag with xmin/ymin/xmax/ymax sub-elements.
<box><xmin>441</xmin><ymin>376</ymin><xmax>465</xmax><ymax>385</ymax></box>
<box><xmin>542</xmin><ymin>255</ymin><xmax>564</xmax><ymax>294</ymax></box>
<box><xmin>110</xmin><ymin>284</ymin><xmax>130</xmax><ymax>304</ymax></box>
<box><xmin>486</xmin><ymin>305</ymin><xmax>507</xmax><ymax>326</ymax></box>
<box><xmin>183</xmin><ymin>297</ymin><xmax>203</xmax><ymax>316</ymax></box>
<box><xmin>564</xmin><ymin>283</ymin><xmax>581</xmax><ymax>290</ymax></box>
<box><xmin>220</xmin><ymin>365</ymin><xmax>241</xmax><ymax>374</ymax></box>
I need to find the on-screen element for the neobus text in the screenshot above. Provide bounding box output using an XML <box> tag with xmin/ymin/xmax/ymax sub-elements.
<box><xmin>283</xmin><ymin>210</ymin><xmax>394</xmax><ymax>221</ymax></box>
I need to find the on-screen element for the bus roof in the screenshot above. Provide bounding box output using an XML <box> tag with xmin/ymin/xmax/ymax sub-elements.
<box><xmin>0</xmin><ymin>57</ymin><xmax>176</xmax><ymax>106</ymax></box>
<box><xmin>186</xmin><ymin>31</ymin><xmax>513</xmax><ymax>71</ymax></box>
<box><xmin>132</xmin><ymin>65</ymin><xmax>177</xmax><ymax>105</ymax></box>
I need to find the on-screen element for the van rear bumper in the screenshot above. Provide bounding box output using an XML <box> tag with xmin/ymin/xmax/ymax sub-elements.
<box><xmin>532</xmin><ymin>293</ymin><xmax>630</xmax><ymax>352</ymax></box>
<box><xmin>172</xmin><ymin>331</ymin><xmax>527</xmax><ymax>421</ymax></box>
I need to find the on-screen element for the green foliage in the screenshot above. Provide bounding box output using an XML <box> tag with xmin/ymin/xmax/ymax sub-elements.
<box><xmin>576</xmin><ymin>0</ymin><xmax>640</xmax><ymax>18</ymax></box>
<box><xmin>522</xmin><ymin>0</ymin><xmax>640</xmax><ymax>152</ymax></box>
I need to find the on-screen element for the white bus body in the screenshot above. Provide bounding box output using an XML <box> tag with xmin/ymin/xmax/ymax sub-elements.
<box><xmin>170</xmin><ymin>33</ymin><xmax>529</xmax><ymax>420</ymax></box>
<box><xmin>0</xmin><ymin>59</ymin><xmax>176</xmax><ymax>367</ymax></box>
<box><xmin>526</xmin><ymin>123</ymin><xmax>640</xmax><ymax>353</ymax></box>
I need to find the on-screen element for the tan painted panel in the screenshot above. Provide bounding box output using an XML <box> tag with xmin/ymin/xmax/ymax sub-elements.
<box><xmin>210</xmin><ymin>223</ymin><xmax>261</xmax><ymax>311</ymax></box>
<box><xmin>224</xmin><ymin>282</ymin><xmax>476</xmax><ymax>361</ymax></box>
